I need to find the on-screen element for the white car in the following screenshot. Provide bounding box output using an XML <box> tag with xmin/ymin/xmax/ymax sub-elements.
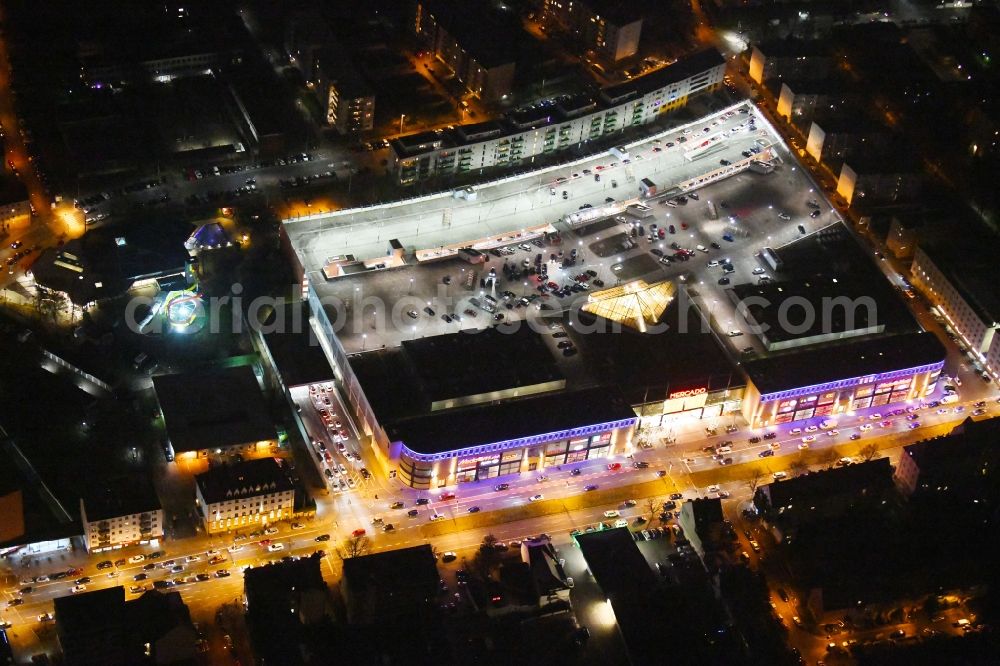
<box><xmin>128</xmin><ymin>555</ymin><xmax>145</xmax><ymax>564</ymax></box>
<box><xmin>429</xmin><ymin>513</ymin><xmax>446</xmax><ymax>521</ymax></box>
<box><xmin>789</xmin><ymin>428</ymin><xmax>802</xmax><ymax>435</ymax></box>
<box><xmin>267</xmin><ymin>543</ymin><xmax>285</xmax><ymax>552</ymax></box>
<box><xmin>604</xmin><ymin>510</ymin><xmax>620</xmax><ymax>518</ymax></box>
<box><xmin>801</xmin><ymin>435</ymin><xmax>816</xmax><ymax>443</ymax></box>
<box><xmin>264</xmin><ymin>527</ymin><xmax>279</xmax><ymax>536</ymax></box>
<box><xmin>529</xmin><ymin>494</ymin><xmax>544</xmax><ymax>502</ymax></box>
<box><xmin>859</xmin><ymin>424</ymin><xmax>873</xmax><ymax>432</ymax></box>
<box><xmin>228</xmin><ymin>545</ymin><xmax>243</xmax><ymax>553</ymax></box>
<box><xmin>185</xmin><ymin>555</ymin><xmax>200</xmax><ymax>562</ymax></box>
<box><xmin>798</xmin><ymin>442</ymin><xmax>811</xmax><ymax>450</ymax></box>
<box><xmin>773</xmin><ymin>471</ymin><xmax>787</xmax><ymax>479</ymax></box>
<box><xmin>614</xmin><ymin>519</ymin><xmax>628</xmax><ymax>528</ymax></box>
<box><xmin>826</xmin><ymin>429</ymin><xmax>840</xmax><ymax>437</ymax></box>
<box><xmin>804</xmin><ymin>425</ymin><xmax>818</xmax><ymax>433</ymax></box>
<box><xmin>71</xmin><ymin>585</ymin><xmax>86</xmax><ymax>594</ymax></box>
<box><xmin>707</xmin><ymin>484</ymin><xmax>720</xmax><ymax>494</ymax></box>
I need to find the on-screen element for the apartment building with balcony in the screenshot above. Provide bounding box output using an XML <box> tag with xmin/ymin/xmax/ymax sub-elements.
<box><xmin>313</xmin><ymin>49</ymin><xmax>375</xmax><ymax>134</ymax></box>
<box><xmin>390</xmin><ymin>48</ymin><xmax>724</xmax><ymax>184</ymax></box>
<box><xmin>79</xmin><ymin>476</ymin><xmax>164</xmax><ymax>553</ymax></box>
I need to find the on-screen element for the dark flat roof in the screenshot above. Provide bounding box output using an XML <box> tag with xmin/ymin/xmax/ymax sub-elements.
<box><xmin>601</xmin><ymin>48</ymin><xmax>724</xmax><ymax>104</ymax></box>
<box><xmin>762</xmin><ymin>458</ymin><xmax>893</xmax><ymax>509</ymax></box>
<box><xmin>260</xmin><ymin>302</ymin><xmax>336</xmax><ymax>388</ymax></box>
<box><xmin>400</xmin><ymin>325</ymin><xmax>564</xmax><ymax>404</ymax></box>
<box><xmin>32</xmin><ymin>219</ymin><xmax>191</xmax><ymax>305</ymax></box>
<box><xmin>55</xmin><ymin>586</ymin><xmax>126</xmax><ymax>634</ymax></box>
<box><xmin>195</xmin><ymin>458</ymin><xmax>293</xmax><ymax>505</ymax></box>
<box><xmin>81</xmin><ymin>475</ymin><xmax>160</xmax><ymax>522</ymax></box>
<box><xmin>0</xmin><ymin>175</ymin><xmax>28</xmax><ymax>205</ymax></box>
<box><xmin>762</xmin><ymin>223</ymin><xmax>919</xmax><ymax>333</ymax></box>
<box><xmin>744</xmin><ymin>331</ymin><xmax>945</xmax><ymax>396</ymax></box>
<box><xmin>755</xmin><ymin>37</ymin><xmax>831</xmax><ymax>58</ymax></box>
<box><xmin>341</xmin><ymin>544</ymin><xmax>440</xmax><ymax>597</ymax></box>
<box><xmin>731</xmin><ymin>277</ymin><xmax>886</xmax><ymax>344</ymax></box>
<box><xmin>385</xmin><ymin>386</ymin><xmax>635</xmax><ymax>455</ymax></box>
<box><xmin>153</xmin><ymin>365</ymin><xmax>276</xmax><ymax>453</ymax></box>
<box><xmin>572</xmin><ymin>298</ymin><xmax>743</xmax><ymax>404</ymax></box>
<box><xmin>576</xmin><ymin>529</ymin><xmax>659</xmax><ymax>665</ymax></box>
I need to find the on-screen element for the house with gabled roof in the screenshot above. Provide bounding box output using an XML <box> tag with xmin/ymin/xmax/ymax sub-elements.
<box><xmin>194</xmin><ymin>458</ymin><xmax>295</xmax><ymax>534</ymax></box>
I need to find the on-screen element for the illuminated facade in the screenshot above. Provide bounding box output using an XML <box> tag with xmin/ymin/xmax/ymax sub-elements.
<box><xmin>743</xmin><ymin>360</ymin><xmax>943</xmax><ymax>428</ymax></box>
<box><xmin>910</xmin><ymin>245</ymin><xmax>1000</xmax><ymax>384</ymax></box>
<box><xmin>390</xmin><ymin>48</ymin><xmax>724</xmax><ymax>184</ymax></box>
<box><xmin>194</xmin><ymin>458</ymin><xmax>295</xmax><ymax>534</ymax></box>
<box><xmin>79</xmin><ymin>477</ymin><xmax>164</xmax><ymax>553</ymax></box>
<box><xmin>394</xmin><ymin>416</ymin><xmax>636</xmax><ymax>489</ymax></box>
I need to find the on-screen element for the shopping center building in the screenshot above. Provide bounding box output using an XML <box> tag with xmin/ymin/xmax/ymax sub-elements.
<box><xmin>345</xmin><ymin>325</ymin><xmax>637</xmax><ymax>488</ymax></box>
<box><xmin>741</xmin><ymin>331</ymin><xmax>945</xmax><ymax>428</ymax></box>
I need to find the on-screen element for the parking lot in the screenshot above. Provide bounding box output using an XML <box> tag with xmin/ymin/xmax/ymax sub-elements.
<box><xmin>291</xmin><ymin>382</ymin><xmax>373</xmax><ymax>496</ymax></box>
<box><xmin>296</xmin><ymin>99</ymin><xmax>842</xmax><ymax>359</ymax></box>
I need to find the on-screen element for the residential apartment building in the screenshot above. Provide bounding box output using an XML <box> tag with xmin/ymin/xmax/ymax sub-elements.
<box><xmin>390</xmin><ymin>48</ymin><xmax>725</xmax><ymax>184</ymax></box>
<box><xmin>774</xmin><ymin>77</ymin><xmax>861</xmax><ymax>125</ymax></box>
<box><xmin>804</xmin><ymin>112</ymin><xmax>891</xmax><ymax>170</ymax></box>
<box><xmin>748</xmin><ymin>38</ymin><xmax>832</xmax><ymax>85</ymax></box>
<box><xmin>836</xmin><ymin>152</ymin><xmax>923</xmax><ymax>206</ymax></box>
<box><xmin>313</xmin><ymin>49</ymin><xmax>375</xmax><ymax>134</ymax></box>
<box><xmin>79</xmin><ymin>476</ymin><xmax>164</xmax><ymax>553</ymax></box>
<box><xmin>415</xmin><ymin>0</ymin><xmax>519</xmax><ymax>102</ymax></box>
<box><xmin>910</xmin><ymin>244</ymin><xmax>1000</xmax><ymax>383</ymax></box>
<box><xmin>541</xmin><ymin>0</ymin><xmax>643</xmax><ymax>62</ymax></box>
<box><xmin>194</xmin><ymin>458</ymin><xmax>295</xmax><ymax>534</ymax></box>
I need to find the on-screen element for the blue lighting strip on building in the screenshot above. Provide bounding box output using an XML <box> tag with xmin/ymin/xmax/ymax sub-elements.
<box><xmin>398</xmin><ymin>417</ymin><xmax>638</xmax><ymax>463</ymax></box>
<box><xmin>759</xmin><ymin>360</ymin><xmax>944</xmax><ymax>403</ymax></box>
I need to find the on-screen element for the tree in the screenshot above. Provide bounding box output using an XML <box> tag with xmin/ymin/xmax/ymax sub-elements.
<box><xmin>860</xmin><ymin>443</ymin><xmax>879</xmax><ymax>462</ymax></box>
<box><xmin>343</xmin><ymin>535</ymin><xmax>371</xmax><ymax>558</ymax></box>
<box><xmin>747</xmin><ymin>468</ymin><xmax>765</xmax><ymax>495</ymax></box>
<box><xmin>645</xmin><ymin>497</ymin><xmax>660</xmax><ymax>522</ymax></box>
<box><xmin>473</xmin><ymin>534</ymin><xmax>502</xmax><ymax>581</ymax></box>
<box><xmin>789</xmin><ymin>456</ymin><xmax>809</xmax><ymax>477</ymax></box>
<box><xmin>480</xmin><ymin>533</ymin><xmax>498</xmax><ymax>552</ymax></box>
<box><xmin>818</xmin><ymin>447</ymin><xmax>839</xmax><ymax>468</ymax></box>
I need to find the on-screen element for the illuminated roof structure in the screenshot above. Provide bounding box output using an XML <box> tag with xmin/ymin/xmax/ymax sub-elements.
<box><xmin>581</xmin><ymin>279</ymin><xmax>676</xmax><ymax>332</ymax></box>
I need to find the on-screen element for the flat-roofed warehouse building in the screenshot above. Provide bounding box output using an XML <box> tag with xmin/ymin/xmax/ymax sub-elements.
<box><xmin>348</xmin><ymin>326</ymin><xmax>636</xmax><ymax>488</ymax></box>
<box><xmin>152</xmin><ymin>365</ymin><xmax>278</xmax><ymax>462</ymax></box>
